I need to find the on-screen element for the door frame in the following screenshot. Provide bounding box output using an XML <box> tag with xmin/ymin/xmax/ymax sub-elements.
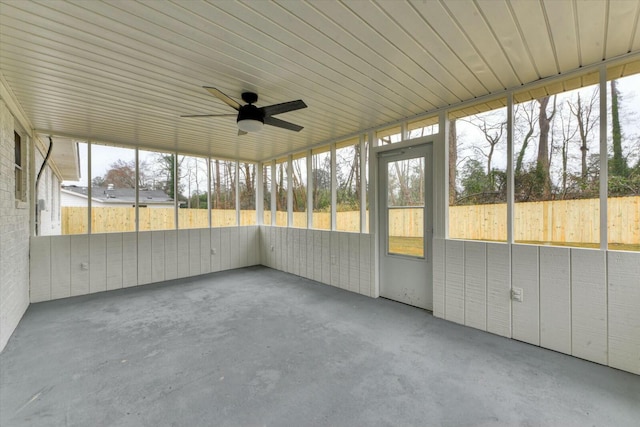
<box><xmin>372</xmin><ymin>136</ymin><xmax>435</xmax><ymax>309</ymax></box>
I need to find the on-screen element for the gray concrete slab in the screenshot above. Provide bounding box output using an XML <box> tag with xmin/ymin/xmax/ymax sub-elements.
<box><xmin>1</xmin><ymin>266</ymin><xmax>639</xmax><ymax>427</ymax></box>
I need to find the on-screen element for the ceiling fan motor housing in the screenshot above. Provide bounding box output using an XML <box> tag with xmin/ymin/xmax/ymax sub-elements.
<box><xmin>237</xmin><ymin>104</ymin><xmax>265</xmax><ymax>124</ymax></box>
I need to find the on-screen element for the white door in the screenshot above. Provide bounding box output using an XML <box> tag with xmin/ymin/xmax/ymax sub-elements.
<box><xmin>378</xmin><ymin>144</ymin><xmax>433</xmax><ymax>310</ymax></box>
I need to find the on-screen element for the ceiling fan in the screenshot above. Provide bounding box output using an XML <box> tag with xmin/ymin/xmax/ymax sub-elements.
<box><xmin>182</xmin><ymin>87</ymin><xmax>307</xmax><ymax>135</ymax></box>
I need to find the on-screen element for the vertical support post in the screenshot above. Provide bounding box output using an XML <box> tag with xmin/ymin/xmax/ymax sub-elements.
<box><xmin>360</xmin><ymin>134</ymin><xmax>367</xmax><ymax>233</ymax></box>
<box><xmin>270</xmin><ymin>160</ymin><xmax>276</xmax><ymax>226</ymax></box>
<box><xmin>174</xmin><ymin>151</ymin><xmax>178</xmax><ymax>230</ymax></box>
<box><xmin>87</xmin><ymin>141</ymin><xmax>92</xmax><ymax>235</ymax></box>
<box><xmin>506</xmin><ymin>93</ymin><xmax>514</xmax><ymax>244</ymax></box>
<box><xmin>330</xmin><ymin>144</ymin><xmax>337</xmax><ymax>231</ymax></box>
<box><xmin>599</xmin><ymin>66</ymin><xmax>608</xmax><ymax>251</ymax></box>
<box><xmin>235</xmin><ymin>160</ymin><xmax>240</xmax><ymax>226</ymax></box>
<box><xmin>400</xmin><ymin>121</ymin><xmax>408</xmax><ymax>141</ymax></box>
<box><xmin>207</xmin><ymin>157</ymin><xmax>212</xmax><ymax>228</ymax></box>
<box><xmin>307</xmin><ymin>150</ymin><xmax>313</xmax><ymax>228</ymax></box>
<box><xmin>135</xmin><ymin>148</ymin><xmax>139</xmax><ymax>233</ymax></box>
<box><xmin>440</xmin><ymin>112</ymin><xmax>449</xmax><ymax>239</ymax></box>
<box><xmin>257</xmin><ymin>162</ymin><xmax>264</xmax><ymax>225</ymax></box>
<box><xmin>287</xmin><ymin>155</ymin><xmax>293</xmax><ymax>227</ymax></box>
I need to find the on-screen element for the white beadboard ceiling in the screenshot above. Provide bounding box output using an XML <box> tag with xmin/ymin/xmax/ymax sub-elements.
<box><xmin>1</xmin><ymin>0</ymin><xmax>639</xmax><ymax>162</ymax></box>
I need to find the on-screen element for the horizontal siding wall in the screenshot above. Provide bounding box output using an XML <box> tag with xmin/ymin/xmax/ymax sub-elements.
<box><xmin>435</xmin><ymin>238</ymin><xmax>640</xmax><ymax>375</ymax></box>
<box><xmin>29</xmin><ymin>226</ymin><xmax>260</xmax><ymax>303</ymax></box>
<box><xmin>259</xmin><ymin>226</ymin><xmax>374</xmax><ymax>298</ymax></box>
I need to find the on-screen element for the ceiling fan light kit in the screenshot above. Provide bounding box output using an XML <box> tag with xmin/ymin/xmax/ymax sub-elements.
<box><xmin>182</xmin><ymin>87</ymin><xmax>307</xmax><ymax>134</ymax></box>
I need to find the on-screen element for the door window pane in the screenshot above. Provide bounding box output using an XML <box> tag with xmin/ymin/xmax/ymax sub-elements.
<box><xmin>387</xmin><ymin>158</ymin><xmax>424</xmax><ymax>257</ymax></box>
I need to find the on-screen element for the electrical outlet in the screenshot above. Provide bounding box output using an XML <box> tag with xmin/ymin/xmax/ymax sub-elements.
<box><xmin>270</xmin><ymin>245</ymin><xmax>274</xmax><ymax>252</ymax></box>
<box><xmin>511</xmin><ymin>287</ymin><xmax>523</xmax><ymax>302</ymax></box>
<box><xmin>211</xmin><ymin>248</ymin><xmax>217</xmax><ymax>255</ymax></box>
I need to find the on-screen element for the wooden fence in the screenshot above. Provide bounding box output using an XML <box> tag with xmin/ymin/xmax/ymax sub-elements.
<box><xmin>62</xmin><ymin>196</ymin><xmax>640</xmax><ymax>245</ymax></box>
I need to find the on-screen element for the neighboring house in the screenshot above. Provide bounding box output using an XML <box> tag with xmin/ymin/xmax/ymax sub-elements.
<box><xmin>36</xmin><ymin>137</ymin><xmax>81</xmax><ymax>236</ymax></box>
<box><xmin>61</xmin><ymin>185</ymin><xmax>174</xmax><ymax>208</ymax></box>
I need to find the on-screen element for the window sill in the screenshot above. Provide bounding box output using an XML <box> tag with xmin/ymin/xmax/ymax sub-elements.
<box><xmin>15</xmin><ymin>200</ymin><xmax>28</xmax><ymax>209</ymax></box>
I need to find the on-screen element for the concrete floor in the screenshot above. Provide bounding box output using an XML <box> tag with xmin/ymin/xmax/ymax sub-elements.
<box><xmin>1</xmin><ymin>266</ymin><xmax>639</xmax><ymax>427</ymax></box>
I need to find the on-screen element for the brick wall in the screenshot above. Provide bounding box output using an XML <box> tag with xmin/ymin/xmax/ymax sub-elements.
<box><xmin>0</xmin><ymin>98</ymin><xmax>30</xmax><ymax>352</ymax></box>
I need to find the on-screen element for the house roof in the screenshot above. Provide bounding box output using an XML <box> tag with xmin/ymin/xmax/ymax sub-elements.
<box><xmin>1</xmin><ymin>1</ymin><xmax>639</xmax><ymax>161</ymax></box>
<box><xmin>62</xmin><ymin>185</ymin><xmax>173</xmax><ymax>205</ymax></box>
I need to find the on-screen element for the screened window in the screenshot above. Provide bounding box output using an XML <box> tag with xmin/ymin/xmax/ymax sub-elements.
<box><xmin>607</xmin><ymin>64</ymin><xmax>640</xmax><ymax>251</ymax></box>
<box><xmin>449</xmin><ymin>100</ymin><xmax>508</xmax><ymax>241</ymax></box>
<box><xmin>211</xmin><ymin>159</ymin><xmax>237</xmax><ymax>227</ymax></box>
<box><xmin>239</xmin><ymin>162</ymin><xmax>257</xmax><ymax>225</ymax></box>
<box><xmin>312</xmin><ymin>147</ymin><xmax>331</xmax><ymax>230</ymax></box>
<box><xmin>514</xmin><ymin>73</ymin><xmax>600</xmax><ymax>248</ymax></box>
<box><xmin>336</xmin><ymin>139</ymin><xmax>360</xmax><ymax>232</ymax></box>
<box><xmin>138</xmin><ymin>149</ymin><xmax>176</xmax><ymax>231</ymax></box>
<box><xmin>291</xmin><ymin>155</ymin><xmax>307</xmax><ymax>228</ymax></box>
<box><xmin>263</xmin><ymin>163</ymin><xmax>272</xmax><ymax>225</ymax></box>
<box><xmin>177</xmin><ymin>155</ymin><xmax>208</xmax><ymax>229</ymax></box>
<box><xmin>275</xmin><ymin>159</ymin><xmax>288</xmax><ymax>227</ymax></box>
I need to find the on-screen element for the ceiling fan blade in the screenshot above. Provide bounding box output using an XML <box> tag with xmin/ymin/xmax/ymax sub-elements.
<box><xmin>261</xmin><ymin>100</ymin><xmax>307</xmax><ymax>117</ymax></box>
<box><xmin>264</xmin><ymin>116</ymin><xmax>304</xmax><ymax>132</ymax></box>
<box><xmin>180</xmin><ymin>113</ymin><xmax>237</xmax><ymax>118</ymax></box>
<box><xmin>238</xmin><ymin>129</ymin><xmax>248</xmax><ymax>136</ymax></box>
<box><xmin>204</xmin><ymin>87</ymin><xmax>241</xmax><ymax>111</ymax></box>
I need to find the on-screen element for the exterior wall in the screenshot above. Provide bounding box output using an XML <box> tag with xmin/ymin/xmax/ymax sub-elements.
<box><xmin>259</xmin><ymin>226</ymin><xmax>375</xmax><ymax>298</ymax></box>
<box><xmin>433</xmin><ymin>238</ymin><xmax>640</xmax><ymax>375</ymax></box>
<box><xmin>29</xmin><ymin>226</ymin><xmax>260</xmax><ymax>302</ymax></box>
<box><xmin>0</xmin><ymin>98</ymin><xmax>30</xmax><ymax>352</ymax></box>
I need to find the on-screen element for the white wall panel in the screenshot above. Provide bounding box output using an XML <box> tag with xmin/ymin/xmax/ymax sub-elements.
<box><xmin>50</xmin><ymin>236</ymin><xmax>71</xmax><ymax>299</ymax></box>
<box><xmin>188</xmin><ymin>229</ymin><xmax>201</xmax><ymax>276</ymax></box>
<box><xmin>30</xmin><ymin>237</ymin><xmax>51</xmax><ymax>302</ymax></box>
<box><xmin>89</xmin><ymin>234</ymin><xmax>107</xmax><ymax>293</ymax></box>
<box><xmin>274</xmin><ymin>227</ymin><xmax>282</xmax><ymax>271</ymax></box>
<box><xmin>486</xmin><ymin>243</ymin><xmax>511</xmax><ymax>338</ymax></box>
<box><xmin>122</xmin><ymin>233</ymin><xmax>137</xmax><ymax>288</ymax></box>
<box><xmin>247</xmin><ymin>226</ymin><xmax>258</xmax><ymax>266</ymax></box>
<box><xmin>220</xmin><ymin>228</ymin><xmax>231</xmax><ymax>271</ymax></box>
<box><xmin>321</xmin><ymin>231</ymin><xmax>331</xmax><ymax>285</ymax></box>
<box><xmin>571</xmin><ymin>249</ymin><xmax>607</xmax><ymax>365</ymax></box>
<box><xmin>432</xmin><ymin>238</ymin><xmax>445</xmax><ymax>318</ymax></box>
<box><xmin>238</xmin><ymin>227</ymin><xmax>248</xmax><ymax>268</ymax></box>
<box><xmin>314</xmin><ymin>230</ymin><xmax>323</xmax><ymax>282</ymax></box>
<box><xmin>339</xmin><ymin>233</ymin><xmax>349</xmax><ymax>290</ymax></box>
<box><xmin>106</xmin><ymin>233</ymin><xmax>123</xmax><ymax>291</ymax></box>
<box><xmin>306</xmin><ymin>229</ymin><xmax>314</xmax><ymax>279</ymax></box>
<box><xmin>229</xmin><ymin>228</ymin><xmax>241</xmax><ymax>269</ymax></box>
<box><xmin>292</xmin><ymin>228</ymin><xmax>300</xmax><ymax>276</ymax></box>
<box><xmin>70</xmin><ymin>235</ymin><xmax>89</xmax><ymax>297</ymax></box>
<box><xmin>464</xmin><ymin>241</ymin><xmax>486</xmax><ymax>331</ymax></box>
<box><xmin>511</xmin><ymin>245</ymin><xmax>539</xmax><ymax>345</ymax></box>
<box><xmin>607</xmin><ymin>251</ymin><xmax>640</xmax><ymax>375</ymax></box>
<box><xmin>359</xmin><ymin>234</ymin><xmax>372</xmax><ymax>297</ymax></box>
<box><xmin>177</xmin><ymin>230</ymin><xmax>190</xmax><ymax>279</ymax></box>
<box><xmin>137</xmin><ymin>232</ymin><xmax>152</xmax><ymax>285</ymax></box>
<box><xmin>164</xmin><ymin>230</ymin><xmax>178</xmax><ymax>280</ymax></box>
<box><xmin>445</xmin><ymin>240</ymin><xmax>465</xmax><ymax>324</ymax></box>
<box><xmin>200</xmin><ymin>228</ymin><xmax>211</xmax><ymax>273</ymax></box>
<box><xmin>210</xmin><ymin>228</ymin><xmax>221</xmax><ymax>273</ymax></box>
<box><xmin>539</xmin><ymin>247</ymin><xmax>571</xmax><ymax>355</ymax></box>
<box><xmin>298</xmin><ymin>229</ymin><xmax>306</xmax><ymax>278</ymax></box>
<box><xmin>152</xmin><ymin>232</ymin><xmax>167</xmax><ymax>285</ymax></box>
<box><xmin>287</xmin><ymin>228</ymin><xmax>294</xmax><ymax>274</ymax></box>
<box><xmin>348</xmin><ymin>234</ymin><xmax>359</xmax><ymax>293</ymax></box>
<box><xmin>330</xmin><ymin>233</ymin><xmax>340</xmax><ymax>287</ymax></box>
